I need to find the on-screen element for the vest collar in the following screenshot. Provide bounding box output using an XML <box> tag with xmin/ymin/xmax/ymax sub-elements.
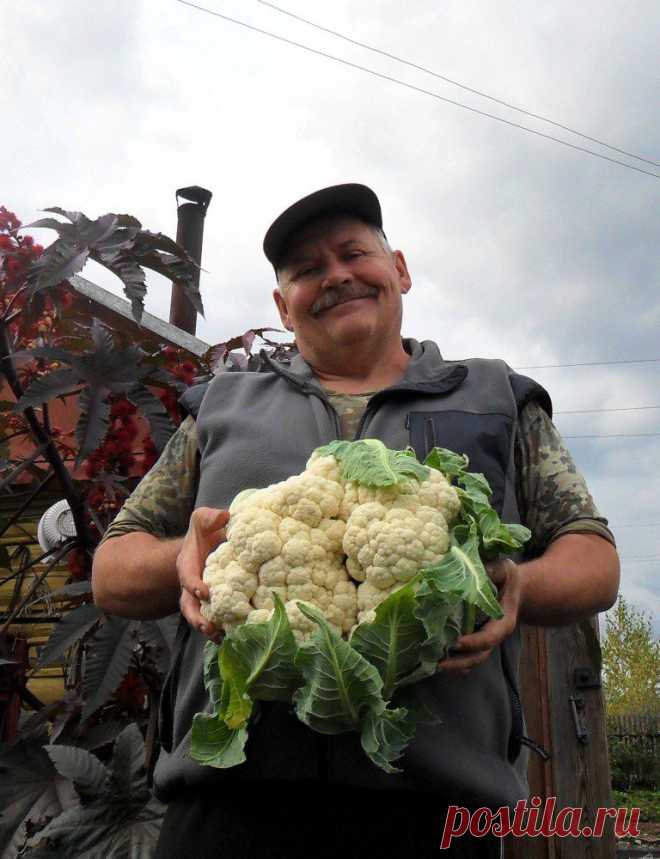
<box><xmin>261</xmin><ymin>338</ymin><xmax>468</xmax><ymax>396</ymax></box>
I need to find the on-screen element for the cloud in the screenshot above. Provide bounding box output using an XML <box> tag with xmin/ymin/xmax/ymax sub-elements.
<box><xmin>5</xmin><ymin>0</ymin><xmax>659</xmax><ymax>631</ymax></box>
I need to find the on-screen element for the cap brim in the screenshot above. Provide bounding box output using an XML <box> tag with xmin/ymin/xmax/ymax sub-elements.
<box><xmin>263</xmin><ymin>183</ymin><xmax>382</xmax><ymax>268</ymax></box>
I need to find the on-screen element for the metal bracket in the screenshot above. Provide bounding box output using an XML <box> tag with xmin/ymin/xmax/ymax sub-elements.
<box><xmin>574</xmin><ymin>666</ymin><xmax>601</xmax><ymax>689</ymax></box>
<box><xmin>569</xmin><ymin>694</ymin><xmax>590</xmax><ymax>744</ymax></box>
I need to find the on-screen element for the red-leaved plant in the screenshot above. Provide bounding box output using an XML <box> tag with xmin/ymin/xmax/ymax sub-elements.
<box><xmin>0</xmin><ymin>204</ymin><xmax>292</xmax><ymax>856</ymax></box>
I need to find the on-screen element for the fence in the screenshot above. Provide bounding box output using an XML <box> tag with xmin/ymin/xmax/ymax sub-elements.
<box><xmin>607</xmin><ymin>714</ymin><xmax>660</xmax><ymax>790</ymax></box>
<box><xmin>608</xmin><ymin>714</ymin><xmax>659</xmax><ymax>752</ymax></box>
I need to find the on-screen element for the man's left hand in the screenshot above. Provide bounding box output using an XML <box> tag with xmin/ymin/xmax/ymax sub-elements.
<box><xmin>437</xmin><ymin>557</ymin><xmax>524</xmax><ymax>676</ymax></box>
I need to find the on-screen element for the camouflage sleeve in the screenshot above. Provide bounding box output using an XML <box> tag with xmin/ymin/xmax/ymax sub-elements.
<box><xmin>100</xmin><ymin>416</ymin><xmax>199</xmax><ymax>542</ymax></box>
<box><xmin>514</xmin><ymin>401</ymin><xmax>616</xmax><ymax>556</ymax></box>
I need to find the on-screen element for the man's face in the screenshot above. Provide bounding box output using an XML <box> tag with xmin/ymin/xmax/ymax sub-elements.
<box><xmin>272</xmin><ymin>215</ymin><xmax>411</xmax><ymax>360</ymax></box>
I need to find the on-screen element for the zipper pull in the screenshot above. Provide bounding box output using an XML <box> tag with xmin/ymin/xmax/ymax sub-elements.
<box><xmin>520</xmin><ymin>735</ymin><xmax>552</xmax><ymax>760</ymax></box>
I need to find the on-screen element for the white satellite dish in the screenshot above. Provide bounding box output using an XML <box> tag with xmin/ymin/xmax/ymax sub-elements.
<box><xmin>37</xmin><ymin>499</ymin><xmax>77</xmax><ymax>555</ymax></box>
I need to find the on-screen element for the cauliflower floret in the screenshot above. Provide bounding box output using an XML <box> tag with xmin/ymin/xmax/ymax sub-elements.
<box><xmin>285</xmin><ymin>600</ymin><xmax>326</xmax><ymax>641</ymax></box>
<box><xmin>339</xmin><ymin>479</ymin><xmax>416</xmax><ymax>519</ymax></box>
<box><xmin>246</xmin><ymin>608</ymin><xmax>271</xmax><ymax>625</ymax></box>
<box><xmin>228</xmin><ymin>506</ymin><xmax>282</xmax><ymax>574</ymax></box>
<box><xmin>341</xmin><ymin>469</ymin><xmax>460</xmax><ymax>526</ymax></box>
<box><xmin>201</xmin><ymin>542</ymin><xmax>258</xmax><ymax>630</ymax></box>
<box><xmin>370</xmin><ymin>507</ymin><xmax>450</xmax><ymax>578</ymax></box>
<box><xmin>312</xmin><ymin>518</ymin><xmax>346</xmax><ymax>554</ymax></box>
<box><xmin>265</xmin><ymin>474</ymin><xmax>344</xmax><ymax>527</ymax></box>
<box><xmin>342</xmin><ymin>502</ymin><xmax>388</xmax><ymax>577</ymax></box>
<box><xmin>356</xmin><ymin>580</ymin><xmax>398</xmax><ymax>623</ymax></box>
<box><xmin>278</xmin><ymin>516</ymin><xmax>310</xmax><ymax>544</ymax></box>
<box><xmin>343</xmin><ymin>500</ymin><xmax>449</xmax><ymax>585</ymax></box>
<box><xmin>246</xmin><ymin>598</ymin><xmax>342</xmax><ymax>643</ymax></box>
<box><xmin>228</xmin><ymin>487</ymin><xmax>260</xmax><ymax>516</ymax></box>
<box><xmin>344</xmin><ymin>503</ymin><xmax>450</xmax><ymax>619</ymax></box>
<box><xmin>220</xmin><ymin>505</ymin><xmax>359</xmax><ymax>636</ymax></box>
<box><xmin>305</xmin><ymin>452</ymin><xmax>343</xmax><ymax>484</ymax></box>
<box><xmin>282</xmin><ymin>530</ymin><xmax>358</xmax><ymax>633</ymax></box>
<box><xmin>328</xmin><ymin>579</ymin><xmax>359</xmax><ymax>633</ymax></box>
<box><xmin>416</xmin><ymin>469</ymin><xmax>461</xmax><ymax>524</ymax></box>
<box><xmin>346</xmin><ymin>556</ymin><xmax>366</xmax><ymax>582</ymax></box>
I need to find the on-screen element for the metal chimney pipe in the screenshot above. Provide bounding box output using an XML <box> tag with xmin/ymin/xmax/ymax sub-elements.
<box><xmin>169</xmin><ymin>185</ymin><xmax>212</xmax><ymax>335</ymax></box>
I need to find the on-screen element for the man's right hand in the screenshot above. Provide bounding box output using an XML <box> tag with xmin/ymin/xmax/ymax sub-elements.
<box><xmin>177</xmin><ymin>506</ymin><xmax>229</xmax><ymax>642</ymax></box>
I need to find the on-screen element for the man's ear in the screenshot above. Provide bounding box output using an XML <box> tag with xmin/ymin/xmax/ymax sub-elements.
<box><xmin>393</xmin><ymin>250</ymin><xmax>412</xmax><ymax>295</ymax></box>
<box><xmin>273</xmin><ymin>287</ymin><xmax>294</xmax><ymax>331</ymax></box>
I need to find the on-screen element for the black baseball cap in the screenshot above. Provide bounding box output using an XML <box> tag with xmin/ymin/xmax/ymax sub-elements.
<box><xmin>263</xmin><ymin>183</ymin><xmax>383</xmax><ymax>269</ymax></box>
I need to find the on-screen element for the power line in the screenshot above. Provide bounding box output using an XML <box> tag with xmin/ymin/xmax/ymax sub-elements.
<box><xmin>613</xmin><ymin>523</ymin><xmax>660</xmax><ymax>528</ymax></box>
<box><xmin>555</xmin><ymin>405</ymin><xmax>660</xmax><ymax>415</ymax></box>
<box><xmin>621</xmin><ymin>556</ymin><xmax>660</xmax><ymax>562</ymax></box>
<box><xmin>563</xmin><ymin>432</ymin><xmax>660</xmax><ymax>439</ymax></box>
<box><xmin>258</xmin><ymin>0</ymin><xmax>660</xmax><ymax>170</ymax></box>
<box><xmin>622</xmin><ymin>555</ymin><xmax>660</xmax><ymax>561</ymax></box>
<box><xmin>174</xmin><ymin>0</ymin><xmax>660</xmax><ymax>181</ymax></box>
<box><xmin>516</xmin><ymin>358</ymin><xmax>660</xmax><ymax>370</ymax></box>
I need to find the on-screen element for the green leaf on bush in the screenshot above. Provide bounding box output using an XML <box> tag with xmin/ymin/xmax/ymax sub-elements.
<box><xmin>81</xmin><ymin>617</ymin><xmax>138</xmax><ymax>722</ymax></box>
<box><xmin>37</xmin><ymin>603</ymin><xmax>101</xmax><ymax>669</ymax></box>
<box><xmin>0</xmin><ymin>739</ymin><xmax>76</xmax><ymax>856</ymax></box>
<box><xmin>44</xmin><ymin>745</ymin><xmax>108</xmax><ymax>801</ymax></box>
<box><xmin>28</xmin><ymin>725</ymin><xmax>165</xmax><ymax>856</ymax></box>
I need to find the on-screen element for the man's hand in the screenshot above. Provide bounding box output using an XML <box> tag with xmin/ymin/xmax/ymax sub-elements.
<box><xmin>437</xmin><ymin>558</ymin><xmax>524</xmax><ymax>676</ymax></box>
<box><xmin>177</xmin><ymin>506</ymin><xmax>229</xmax><ymax>642</ymax></box>
<box><xmin>435</xmin><ymin>532</ymin><xmax>620</xmax><ymax>675</ymax></box>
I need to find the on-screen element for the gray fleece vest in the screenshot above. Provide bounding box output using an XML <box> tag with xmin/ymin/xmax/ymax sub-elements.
<box><xmin>153</xmin><ymin>339</ymin><xmax>551</xmax><ymax>808</ymax></box>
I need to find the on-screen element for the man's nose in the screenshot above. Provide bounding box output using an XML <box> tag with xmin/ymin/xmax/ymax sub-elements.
<box><xmin>320</xmin><ymin>257</ymin><xmax>353</xmax><ymax>289</ymax></box>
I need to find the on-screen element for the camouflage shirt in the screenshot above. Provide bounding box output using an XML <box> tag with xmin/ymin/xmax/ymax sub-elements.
<box><xmin>102</xmin><ymin>391</ymin><xmax>614</xmax><ymax>555</ymax></box>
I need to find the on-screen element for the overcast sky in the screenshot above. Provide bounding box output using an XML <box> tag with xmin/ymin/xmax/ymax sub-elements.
<box><xmin>5</xmin><ymin>0</ymin><xmax>660</xmax><ymax>635</ymax></box>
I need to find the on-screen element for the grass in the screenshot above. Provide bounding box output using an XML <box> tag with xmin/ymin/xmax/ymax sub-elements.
<box><xmin>612</xmin><ymin>789</ymin><xmax>660</xmax><ymax>823</ymax></box>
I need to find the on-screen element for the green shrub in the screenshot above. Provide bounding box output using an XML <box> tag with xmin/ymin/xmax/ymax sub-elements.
<box><xmin>609</xmin><ymin>736</ymin><xmax>660</xmax><ymax>791</ymax></box>
<box><xmin>611</xmin><ymin>789</ymin><xmax>660</xmax><ymax>823</ymax></box>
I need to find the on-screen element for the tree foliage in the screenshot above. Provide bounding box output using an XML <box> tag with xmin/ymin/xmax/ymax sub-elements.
<box><xmin>601</xmin><ymin>595</ymin><xmax>660</xmax><ymax>717</ymax></box>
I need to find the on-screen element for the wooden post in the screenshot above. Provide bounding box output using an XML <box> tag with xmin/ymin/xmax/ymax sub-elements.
<box><xmin>504</xmin><ymin>618</ymin><xmax>616</xmax><ymax>857</ymax></box>
<box><xmin>504</xmin><ymin>626</ymin><xmax>555</xmax><ymax>859</ymax></box>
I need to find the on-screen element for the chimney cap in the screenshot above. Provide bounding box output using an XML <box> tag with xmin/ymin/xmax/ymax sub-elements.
<box><xmin>176</xmin><ymin>186</ymin><xmax>212</xmax><ymax>212</ymax></box>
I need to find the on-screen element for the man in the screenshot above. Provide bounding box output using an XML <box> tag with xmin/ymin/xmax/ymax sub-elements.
<box><xmin>92</xmin><ymin>184</ymin><xmax>619</xmax><ymax>857</ymax></box>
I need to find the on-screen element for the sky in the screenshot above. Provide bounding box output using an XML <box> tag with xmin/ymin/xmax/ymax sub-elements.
<box><xmin>4</xmin><ymin>0</ymin><xmax>660</xmax><ymax>636</ymax></box>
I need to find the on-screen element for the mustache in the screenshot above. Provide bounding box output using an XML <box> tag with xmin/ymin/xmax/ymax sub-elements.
<box><xmin>311</xmin><ymin>283</ymin><xmax>378</xmax><ymax>315</ymax></box>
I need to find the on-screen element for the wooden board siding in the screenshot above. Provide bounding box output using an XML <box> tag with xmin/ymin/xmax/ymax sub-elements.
<box><xmin>0</xmin><ymin>488</ymin><xmax>71</xmax><ymax>710</ymax></box>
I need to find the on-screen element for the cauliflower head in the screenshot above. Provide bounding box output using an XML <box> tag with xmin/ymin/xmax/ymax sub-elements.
<box><xmin>201</xmin><ymin>441</ymin><xmax>461</xmax><ymax>639</ymax></box>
